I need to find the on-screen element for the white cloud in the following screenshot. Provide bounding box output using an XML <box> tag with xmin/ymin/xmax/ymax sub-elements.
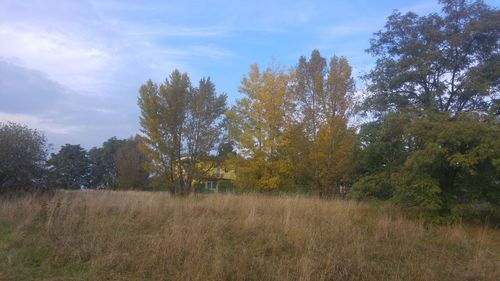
<box><xmin>0</xmin><ymin>0</ymin><xmax>235</xmax><ymax>97</ymax></box>
<box><xmin>0</xmin><ymin>24</ymin><xmax>114</xmax><ymax>94</ymax></box>
<box><xmin>0</xmin><ymin>112</ymin><xmax>81</xmax><ymax>135</ymax></box>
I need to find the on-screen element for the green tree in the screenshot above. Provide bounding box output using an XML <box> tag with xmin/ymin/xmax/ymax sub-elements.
<box><xmin>350</xmin><ymin>113</ymin><xmax>411</xmax><ymax>200</ymax></box>
<box><xmin>0</xmin><ymin>122</ymin><xmax>48</xmax><ymax>193</ymax></box>
<box><xmin>88</xmin><ymin>137</ymin><xmax>126</xmax><ymax>189</ymax></box>
<box><xmin>184</xmin><ymin>78</ymin><xmax>227</xmax><ymax>191</ymax></box>
<box><xmin>138</xmin><ymin>70</ymin><xmax>226</xmax><ymax>194</ymax></box>
<box><xmin>47</xmin><ymin>144</ymin><xmax>89</xmax><ymax>189</ymax></box>
<box><xmin>394</xmin><ymin>113</ymin><xmax>499</xmax><ymax>216</ymax></box>
<box><xmin>364</xmin><ymin>0</ymin><xmax>499</xmax><ymax>115</ymax></box>
<box><xmin>353</xmin><ymin>0</ymin><xmax>499</xmax><ymax>219</ymax></box>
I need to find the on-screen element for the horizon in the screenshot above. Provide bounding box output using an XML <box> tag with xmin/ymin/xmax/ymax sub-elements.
<box><xmin>1</xmin><ymin>0</ymin><xmax>497</xmax><ymax>149</ymax></box>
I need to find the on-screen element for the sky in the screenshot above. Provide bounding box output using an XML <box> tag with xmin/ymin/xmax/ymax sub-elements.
<box><xmin>1</xmin><ymin>0</ymin><xmax>496</xmax><ymax>150</ymax></box>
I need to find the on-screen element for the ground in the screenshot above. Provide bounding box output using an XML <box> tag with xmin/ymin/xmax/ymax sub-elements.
<box><xmin>0</xmin><ymin>190</ymin><xmax>498</xmax><ymax>281</ymax></box>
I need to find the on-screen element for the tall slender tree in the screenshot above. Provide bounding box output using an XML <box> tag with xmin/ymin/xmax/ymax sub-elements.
<box><xmin>227</xmin><ymin>64</ymin><xmax>293</xmax><ymax>190</ymax></box>
<box><xmin>293</xmin><ymin>51</ymin><xmax>356</xmax><ymax>196</ymax></box>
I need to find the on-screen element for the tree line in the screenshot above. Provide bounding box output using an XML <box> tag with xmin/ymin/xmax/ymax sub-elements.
<box><xmin>0</xmin><ymin>127</ymin><xmax>148</xmax><ymax>192</ymax></box>
<box><xmin>0</xmin><ymin>0</ymin><xmax>498</xmax><ymax>220</ymax></box>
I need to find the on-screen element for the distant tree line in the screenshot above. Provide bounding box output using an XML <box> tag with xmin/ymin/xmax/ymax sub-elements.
<box><xmin>0</xmin><ymin>126</ymin><xmax>149</xmax><ymax>193</ymax></box>
<box><xmin>0</xmin><ymin>0</ymin><xmax>498</xmax><ymax>220</ymax></box>
<box><xmin>46</xmin><ymin>136</ymin><xmax>149</xmax><ymax>190</ymax></box>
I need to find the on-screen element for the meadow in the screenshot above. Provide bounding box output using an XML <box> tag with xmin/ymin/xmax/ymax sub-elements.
<box><xmin>0</xmin><ymin>190</ymin><xmax>498</xmax><ymax>281</ymax></box>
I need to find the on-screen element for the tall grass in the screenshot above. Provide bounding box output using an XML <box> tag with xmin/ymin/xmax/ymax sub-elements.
<box><xmin>0</xmin><ymin>190</ymin><xmax>498</xmax><ymax>280</ymax></box>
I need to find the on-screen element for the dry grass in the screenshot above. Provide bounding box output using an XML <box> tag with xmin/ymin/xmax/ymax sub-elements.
<box><xmin>0</xmin><ymin>190</ymin><xmax>498</xmax><ymax>281</ymax></box>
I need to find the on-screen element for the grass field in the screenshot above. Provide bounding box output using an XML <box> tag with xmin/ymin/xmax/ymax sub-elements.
<box><xmin>0</xmin><ymin>190</ymin><xmax>498</xmax><ymax>281</ymax></box>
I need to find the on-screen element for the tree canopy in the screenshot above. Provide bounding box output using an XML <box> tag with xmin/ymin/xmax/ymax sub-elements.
<box><xmin>0</xmin><ymin>122</ymin><xmax>48</xmax><ymax>193</ymax></box>
<box><xmin>364</xmin><ymin>0</ymin><xmax>499</xmax><ymax>115</ymax></box>
<box><xmin>138</xmin><ymin>70</ymin><xmax>227</xmax><ymax>194</ymax></box>
<box><xmin>352</xmin><ymin>0</ymin><xmax>500</xmax><ymax>220</ymax></box>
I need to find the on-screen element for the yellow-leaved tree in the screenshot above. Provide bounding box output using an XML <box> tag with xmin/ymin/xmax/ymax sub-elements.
<box><xmin>226</xmin><ymin>63</ymin><xmax>294</xmax><ymax>191</ymax></box>
<box><xmin>228</xmin><ymin>51</ymin><xmax>356</xmax><ymax>196</ymax></box>
<box><xmin>294</xmin><ymin>52</ymin><xmax>356</xmax><ymax>196</ymax></box>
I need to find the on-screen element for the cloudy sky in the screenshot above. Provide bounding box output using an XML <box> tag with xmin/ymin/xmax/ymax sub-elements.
<box><xmin>1</xmin><ymin>0</ymin><xmax>495</xmax><ymax>149</ymax></box>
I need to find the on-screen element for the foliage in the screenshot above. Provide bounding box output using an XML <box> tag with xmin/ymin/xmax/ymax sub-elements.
<box><xmin>350</xmin><ymin>113</ymin><xmax>411</xmax><ymax>200</ymax></box>
<box><xmin>294</xmin><ymin>52</ymin><xmax>356</xmax><ymax>196</ymax></box>
<box><xmin>394</xmin><ymin>113</ymin><xmax>499</xmax><ymax>215</ymax></box>
<box><xmin>364</xmin><ymin>0</ymin><xmax>499</xmax><ymax>115</ymax></box>
<box><xmin>352</xmin><ymin>0</ymin><xmax>500</xmax><ymax>220</ymax></box>
<box><xmin>115</xmin><ymin>137</ymin><xmax>149</xmax><ymax>190</ymax></box>
<box><xmin>138</xmin><ymin>70</ymin><xmax>227</xmax><ymax>194</ymax></box>
<box><xmin>47</xmin><ymin>144</ymin><xmax>90</xmax><ymax>189</ymax></box>
<box><xmin>0</xmin><ymin>122</ymin><xmax>48</xmax><ymax>193</ymax></box>
<box><xmin>228</xmin><ymin>51</ymin><xmax>356</xmax><ymax>196</ymax></box>
<box><xmin>227</xmin><ymin>63</ymin><xmax>294</xmax><ymax>191</ymax></box>
<box><xmin>87</xmin><ymin>137</ymin><xmax>126</xmax><ymax>189</ymax></box>
<box><xmin>351</xmin><ymin>111</ymin><xmax>500</xmax><ymax>219</ymax></box>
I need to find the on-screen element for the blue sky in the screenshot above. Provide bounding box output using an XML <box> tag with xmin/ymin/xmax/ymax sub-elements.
<box><xmin>1</xmin><ymin>0</ymin><xmax>496</xmax><ymax>149</ymax></box>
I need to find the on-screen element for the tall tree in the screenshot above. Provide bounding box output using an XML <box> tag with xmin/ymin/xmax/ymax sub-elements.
<box><xmin>0</xmin><ymin>122</ymin><xmax>48</xmax><ymax>193</ymax></box>
<box><xmin>228</xmin><ymin>54</ymin><xmax>356</xmax><ymax>195</ymax></box>
<box><xmin>184</xmin><ymin>78</ymin><xmax>227</xmax><ymax>190</ymax></box>
<box><xmin>138</xmin><ymin>70</ymin><xmax>226</xmax><ymax>194</ymax></box>
<box><xmin>364</xmin><ymin>0</ymin><xmax>499</xmax><ymax>115</ymax></box>
<box><xmin>138</xmin><ymin>71</ymin><xmax>189</xmax><ymax>193</ymax></box>
<box><xmin>353</xmin><ymin>0</ymin><xmax>500</xmax><ymax>219</ymax></box>
<box><xmin>227</xmin><ymin>64</ymin><xmax>294</xmax><ymax>190</ymax></box>
<box><xmin>293</xmin><ymin>51</ymin><xmax>356</xmax><ymax>196</ymax></box>
<box><xmin>47</xmin><ymin>144</ymin><xmax>89</xmax><ymax>189</ymax></box>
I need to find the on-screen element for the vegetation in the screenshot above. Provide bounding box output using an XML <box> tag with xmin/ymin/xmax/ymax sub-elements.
<box><xmin>138</xmin><ymin>71</ymin><xmax>227</xmax><ymax>194</ymax></box>
<box><xmin>88</xmin><ymin>137</ymin><xmax>127</xmax><ymax>189</ymax></box>
<box><xmin>351</xmin><ymin>0</ymin><xmax>500</xmax><ymax>220</ymax></box>
<box><xmin>0</xmin><ymin>190</ymin><xmax>498</xmax><ymax>281</ymax></box>
<box><xmin>226</xmin><ymin>53</ymin><xmax>355</xmax><ymax>196</ymax></box>
<box><xmin>0</xmin><ymin>0</ymin><xmax>497</xmax><ymax>220</ymax></box>
<box><xmin>115</xmin><ymin>137</ymin><xmax>149</xmax><ymax>190</ymax></box>
<box><xmin>0</xmin><ymin>122</ymin><xmax>48</xmax><ymax>194</ymax></box>
<box><xmin>47</xmin><ymin>144</ymin><xmax>90</xmax><ymax>189</ymax></box>
<box><xmin>0</xmin><ymin>1</ymin><xmax>498</xmax><ymax>279</ymax></box>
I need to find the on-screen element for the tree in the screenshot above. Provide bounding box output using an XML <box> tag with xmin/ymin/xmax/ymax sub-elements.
<box><xmin>228</xmin><ymin>53</ymin><xmax>356</xmax><ymax>195</ymax></box>
<box><xmin>88</xmin><ymin>137</ymin><xmax>126</xmax><ymax>189</ymax></box>
<box><xmin>184</xmin><ymin>77</ymin><xmax>228</xmax><ymax>191</ymax></box>
<box><xmin>364</xmin><ymin>0</ymin><xmax>499</xmax><ymax>115</ymax></box>
<box><xmin>393</xmin><ymin>113</ymin><xmax>499</xmax><ymax>216</ymax></box>
<box><xmin>138</xmin><ymin>70</ymin><xmax>227</xmax><ymax>194</ymax></box>
<box><xmin>0</xmin><ymin>122</ymin><xmax>48</xmax><ymax>193</ymax></box>
<box><xmin>47</xmin><ymin>144</ymin><xmax>89</xmax><ymax>189</ymax></box>
<box><xmin>353</xmin><ymin>0</ymin><xmax>500</xmax><ymax>219</ymax></box>
<box><xmin>349</xmin><ymin>113</ymin><xmax>411</xmax><ymax>200</ymax></box>
<box><xmin>115</xmin><ymin>137</ymin><xmax>149</xmax><ymax>190</ymax></box>
<box><xmin>227</xmin><ymin>63</ymin><xmax>294</xmax><ymax>190</ymax></box>
<box><xmin>293</xmin><ymin>51</ymin><xmax>356</xmax><ymax>196</ymax></box>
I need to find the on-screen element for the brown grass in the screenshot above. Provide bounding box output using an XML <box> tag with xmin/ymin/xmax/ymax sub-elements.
<box><xmin>0</xmin><ymin>190</ymin><xmax>498</xmax><ymax>281</ymax></box>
